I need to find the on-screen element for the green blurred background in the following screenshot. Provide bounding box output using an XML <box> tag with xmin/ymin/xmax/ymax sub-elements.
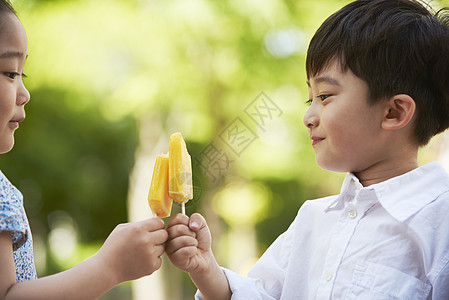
<box><xmin>1</xmin><ymin>0</ymin><xmax>448</xmax><ymax>299</ymax></box>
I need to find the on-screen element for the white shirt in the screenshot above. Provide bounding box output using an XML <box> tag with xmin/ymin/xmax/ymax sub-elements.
<box><xmin>196</xmin><ymin>161</ymin><xmax>449</xmax><ymax>299</ymax></box>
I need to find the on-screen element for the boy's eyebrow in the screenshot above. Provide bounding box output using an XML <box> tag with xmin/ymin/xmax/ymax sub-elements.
<box><xmin>307</xmin><ymin>76</ymin><xmax>341</xmax><ymax>87</ymax></box>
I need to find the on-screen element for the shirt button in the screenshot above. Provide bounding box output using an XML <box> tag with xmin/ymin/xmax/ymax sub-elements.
<box><xmin>324</xmin><ymin>272</ymin><xmax>333</xmax><ymax>282</ymax></box>
<box><xmin>348</xmin><ymin>210</ymin><xmax>357</xmax><ymax>219</ymax></box>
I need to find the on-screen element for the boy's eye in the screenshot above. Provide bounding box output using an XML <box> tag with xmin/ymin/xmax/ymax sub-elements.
<box><xmin>318</xmin><ymin>94</ymin><xmax>331</xmax><ymax>101</ymax></box>
<box><xmin>305</xmin><ymin>94</ymin><xmax>332</xmax><ymax>105</ymax></box>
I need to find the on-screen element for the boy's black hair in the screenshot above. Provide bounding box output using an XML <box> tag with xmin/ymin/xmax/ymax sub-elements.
<box><xmin>306</xmin><ymin>0</ymin><xmax>449</xmax><ymax>146</ymax></box>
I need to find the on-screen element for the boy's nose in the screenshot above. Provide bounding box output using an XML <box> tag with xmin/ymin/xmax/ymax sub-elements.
<box><xmin>303</xmin><ymin>105</ymin><xmax>319</xmax><ymax>129</ymax></box>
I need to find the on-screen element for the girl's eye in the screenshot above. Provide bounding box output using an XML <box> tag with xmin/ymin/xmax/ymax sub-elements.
<box><xmin>305</xmin><ymin>99</ymin><xmax>312</xmax><ymax>105</ymax></box>
<box><xmin>5</xmin><ymin>72</ymin><xmax>27</xmax><ymax>80</ymax></box>
<box><xmin>5</xmin><ymin>72</ymin><xmax>20</xmax><ymax>79</ymax></box>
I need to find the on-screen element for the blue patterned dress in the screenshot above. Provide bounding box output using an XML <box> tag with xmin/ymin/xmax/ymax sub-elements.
<box><xmin>0</xmin><ymin>171</ymin><xmax>37</xmax><ymax>281</ymax></box>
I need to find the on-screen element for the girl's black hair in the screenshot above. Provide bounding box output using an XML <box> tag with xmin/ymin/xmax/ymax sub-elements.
<box><xmin>306</xmin><ymin>0</ymin><xmax>449</xmax><ymax>146</ymax></box>
<box><xmin>0</xmin><ymin>0</ymin><xmax>15</xmax><ymax>15</ymax></box>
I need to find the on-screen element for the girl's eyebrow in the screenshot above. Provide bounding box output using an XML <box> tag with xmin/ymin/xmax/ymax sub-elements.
<box><xmin>0</xmin><ymin>51</ymin><xmax>27</xmax><ymax>59</ymax></box>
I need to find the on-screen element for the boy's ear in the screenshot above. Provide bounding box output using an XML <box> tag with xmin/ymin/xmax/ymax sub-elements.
<box><xmin>382</xmin><ymin>94</ymin><xmax>416</xmax><ymax>130</ymax></box>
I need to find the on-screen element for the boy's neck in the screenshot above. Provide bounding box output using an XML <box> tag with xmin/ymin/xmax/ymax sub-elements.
<box><xmin>354</xmin><ymin>151</ymin><xmax>419</xmax><ymax>187</ymax></box>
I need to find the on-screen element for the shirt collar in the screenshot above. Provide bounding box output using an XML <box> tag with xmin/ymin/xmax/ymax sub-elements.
<box><xmin>324</xmin><ymin>173</ymin><xmax>363</xmax><ymax>212</ymax></box>
<box><xmin>370</xmin><ymin>161</ymin><xmax>449</xmax><ymax>222</ymax></box>
<box><xmin>325</xmin><ymin>162</ymin><xmax>449</xmax><ymax>222</ymax></box>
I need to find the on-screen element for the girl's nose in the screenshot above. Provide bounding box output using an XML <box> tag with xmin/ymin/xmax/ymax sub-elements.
<box><xmin>17</xmin><ymin>80</ymin><xmax>30</xmax><ymax>106</ymax></box>
<box><xmin>303</xmin><ymin>104</ymin><xmax>320</xmax><ymax>129</ymax></box>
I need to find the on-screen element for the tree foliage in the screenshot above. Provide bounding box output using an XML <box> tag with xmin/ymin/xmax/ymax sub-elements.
<box><xmin>10</xmin><ymin>0</ymin><xmax>449</xmax><ymax>298</ymax></box>
<box><xmin>4</xmin><ymin>0</ymin><xmax>352</xmax><ymax>277</ymax></box>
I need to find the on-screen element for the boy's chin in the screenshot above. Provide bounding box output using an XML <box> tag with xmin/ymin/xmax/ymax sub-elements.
<box><xmin>316</xmin><ymin>158</ymin><xmax>349</xmax><ymax>173</ymax></box>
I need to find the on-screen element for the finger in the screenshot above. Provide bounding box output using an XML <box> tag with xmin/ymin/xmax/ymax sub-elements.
<box><xmin>138</xmin><ymin>217</ymin><xmax>166</xmax><ymax>231</ymax></box>
<box><xmin>189</xmin><ymin>213</ymin><xmax>207</xmax><ymax>232</ymax></box>
<box><xmin>188</xmin><ymin>213</ymin><xmax>211</xmax><ymax>250</ymax></box>
<box><xmin>170</xmin><ymin>245</ymin><xmax>198</xmax><ymax>262</ymax></box>
<box><xmin>165</xmin><ymin>235</ymin><xmax>198</xmax><ymax>255</ymax></box>
<box><xmin>150</xmin><ymin>229</ymin><xmax>169</xmax><ymax>245</ymax></box>
<box><xmin>166</xmin><ymin>223</ymin><xmax>196</xmax><ymax>240</ymax></box>
<box><xmin>152</xmin><ymin>244</ymin><xmax>166</xmax><ymax>257</ymax></box>
<box><xmin>167</xmin><ymin>213</ymin><xmax>189</xmax><ymax>229</ymax></box>
<box><xmin>148</xmin><ymin>256</ymin><xmax>163</xmax><ymax>274</ymax></box>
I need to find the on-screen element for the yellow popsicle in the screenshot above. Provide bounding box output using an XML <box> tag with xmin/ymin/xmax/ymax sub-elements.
<box><xmin>168</xmin><ymin>132</ymin><xmax>193</xmax><ymax>204</ymax></box>
<box><xmin>148</xmin><ymin>153</ymin><xmax>172</xmax><ymax>218</ymax></box>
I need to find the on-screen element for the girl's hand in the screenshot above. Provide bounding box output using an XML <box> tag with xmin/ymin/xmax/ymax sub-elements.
<box><xmin>96</xmin><ymin>217</ymin><xmax>168</xmax><ymax>284</ymax></box>
<box><xmin>1</xmin><ymin>218</ymin><xmax>169</xmax><ymax>300</ymax></box>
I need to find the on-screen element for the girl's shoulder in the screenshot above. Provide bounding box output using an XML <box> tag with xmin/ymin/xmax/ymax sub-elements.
<box><xmin>0</xmin><ymin>171</ymin><xmax>37</xmax><ymax>281</ymax></box>
<box><xmin>0</xmin><ymin>170</ymin><xmax>27</xmax><ymax>249</ymax></box>
<box><xmin>0</xmin><ymin>170</ymin><xmax>23</xmax><ymax>205</ymax></box>
<box><xmin>0</xmin><ymin>170</ymin><xmax>9</xmax><ymax>191</ymax></box>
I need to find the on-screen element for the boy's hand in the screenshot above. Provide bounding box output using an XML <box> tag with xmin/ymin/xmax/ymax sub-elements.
<box><xmin>165</xmin><ymin>213</ymin><xmax>213</xmax><ymax>274</ymax></box>
<box><xmin>96</xmin><ymin>218</ymin><xmax>168</xmax><ymax>284</ymax></box>
<box><xmin>166</xmin><ymin>213</ymin><xmax>231</xmax><ymax>300</ymax></box>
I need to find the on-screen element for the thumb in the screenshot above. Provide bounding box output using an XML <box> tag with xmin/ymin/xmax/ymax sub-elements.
<box><xmin>189</xmin><ymin>213</ymin><xmax>206</xmax><ymax>231</ymax></box>
<box><xmin>188</xmin><ymin>213</ymin><xmax>211</xmax><ymax>250</ymax></box>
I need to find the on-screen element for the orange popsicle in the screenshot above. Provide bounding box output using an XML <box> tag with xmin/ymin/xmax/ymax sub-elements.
<box><xmin>147</xmin><ymin>153</ymin><xmax>172</xmax><ymax>218</ymax></box>
<box><xmin>168</xmin><ymin>132</ymin><xmax>193</xmax><ymax>205</ymax></box>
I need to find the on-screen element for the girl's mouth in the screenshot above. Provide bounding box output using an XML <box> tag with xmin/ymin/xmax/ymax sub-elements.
<box><xmin>9</xmin><ymin>117</ymin><xmax>24</xmax><ymax>130</ymax></box>
<box><xmin>9</xmin><ymin>121</ymin><xmax>19</xmax><ymax>129</ymax></box>
<box><xmin>311</xmin><ymin>137</ymin><xmax>324</xmax><ymax>146</ymax></box>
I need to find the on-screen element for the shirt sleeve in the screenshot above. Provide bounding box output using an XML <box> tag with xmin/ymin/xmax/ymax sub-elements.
<box><xmin>0</xmin><ymin>173</ymin><xmax>27</xmax><ymax>250</ymax></box>
<box><xmin>431</xmin><ymin>258</ymin><xmax>449</xmax><ymax>299</ymax></box>
<box><xmin>195</xmin><ymin>268</ymin><xmax>277</xmax><ymax>300</ymax></box>
<box><xmin>195</xmin><ymin>213</ymin><xmax>298</xmax><ymax>300</ymax></box>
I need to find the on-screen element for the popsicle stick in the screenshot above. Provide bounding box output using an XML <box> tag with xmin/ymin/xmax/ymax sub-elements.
<box><xmin>181</xmin><ymin>202</ymin><xmax>186</xmax><ymax>215</ymax></box>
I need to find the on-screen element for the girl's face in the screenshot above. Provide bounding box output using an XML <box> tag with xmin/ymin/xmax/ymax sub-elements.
<box><xmin>0</xmin><ymin>12</ymin><xmax>30</xmax><ymax>153</ymax></box>
<box><xmin>303</xmin><ymin>61</ymin><xmax>388</xmax><ymax>174</ymax></box>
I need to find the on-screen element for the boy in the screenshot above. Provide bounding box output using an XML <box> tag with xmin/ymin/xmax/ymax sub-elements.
<box><xmin>165</xmin><ymin>0</ymin><xmax>449</xmax><ymax>299</ymax></box>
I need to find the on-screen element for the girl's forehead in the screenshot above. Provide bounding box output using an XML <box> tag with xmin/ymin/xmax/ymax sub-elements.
<box><xmin>0</xmin><ymin>13</ymin><xmax>27</xmax><ymax>56</ymax></box>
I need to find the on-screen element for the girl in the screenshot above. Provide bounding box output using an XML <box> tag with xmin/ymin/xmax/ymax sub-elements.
<box><xmin>0</xmin><ymin>1</ymin><xmax>168</xmax><ymax>299</ymax></box>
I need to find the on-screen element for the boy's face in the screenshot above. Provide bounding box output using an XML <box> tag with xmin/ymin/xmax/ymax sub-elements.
<box><xmin>303</xmin><ymin>60</ymin><xmax>388</xmax><ymax>174</ymax></box>
<box><xmin>0</xmin><ymin>13</ymin><xmax>30</xmax><ymax>153</ymax></box>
